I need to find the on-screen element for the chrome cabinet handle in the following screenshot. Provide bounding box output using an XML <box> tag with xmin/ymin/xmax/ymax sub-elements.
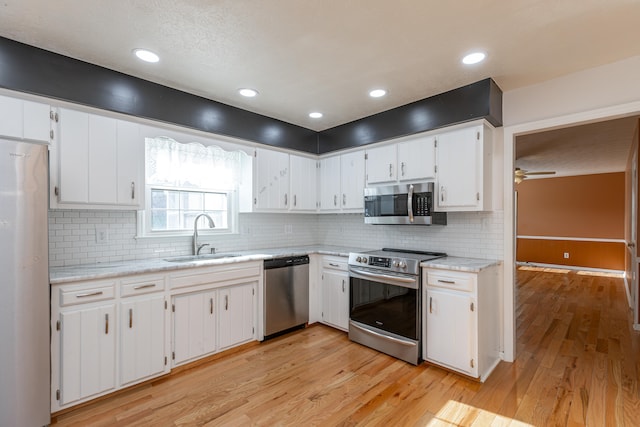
<box><xmin>342</xmin><ymin>194</ymin><xmax>346</xmax><ymax>206</ymax></box>
<box><xmin>342</xmin><ymin>279</ymin><xmax>345</xmax><ymax>293</ymax></box>
<box><xmin>284</xmin><ymin>193</ymin><xmax>288</xmax><ymax>206</ymax></box>
<box><xmin>293</xmin><ymin>194</ymin><xmax>297</xmax><ymax>207</ymax></box>
<box><xmin>437</xmin><ymin>279</ymin><xmax>456</xmax><ymax>284</ymax></box>
<box><xmin>76</xmin><ymin>291</ymin><xmax>103</xmax><ymax>298</ymax></box>
<box><xmin>329</xmin><ymin>263</ymin><xmax>339</xmax><ymax>267</ymax></box>
<box><xmin>440</xmin><ymin>186</ymin><xmax>445</xmax><ymax>202</ymax></box>
<box><xmin>429</xmin><ymin>296</ymin><xmax>433</xmax><ymax>314</ymax></box>
<box><xmin>105</xmin><ymin>313</ymin><xmax>109</xmax><ymax>334</ymax></box>
<box><xmin>401</xmin><ymin>162</ymin><xmax>406</xmax><ymax>176</ymax></box>
<box><xmin>210</xmin><ymin>298</ymin><xmax>213</xmax><ymax>314</ymax></box>
<box><xmin>133</xmin><ymin>283</ymin><xmax>155</xmax><ymax>290</ymax></box>
<box><xmin>129</xmin><ymin>308</ymin><xmax>133</xmax><ymax>328</ymax></box>
<box><xmin>131</xmin><ymin>182</ymin><xmax>135</xmax><ymax>200</ymax></box>
<box><xmin>389</xmin><ymin>164</ymin><xmax>393</xmax><ymax>178</ymax></box>
<box><xmin>225</xmin><ymin>295</ymin><xmax>229</xmax><ymax>311</ymax></box>
<box><xmin>334</xmin><ymin>195</ymin><xmax>337</xmax><ymax>206</ymax></box>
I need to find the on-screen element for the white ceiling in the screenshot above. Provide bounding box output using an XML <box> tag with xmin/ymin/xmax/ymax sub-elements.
<box><xmin>516</xmin><ymin>116</ymin><xmax>639</xmax><ymax>179</ymax></box>
<box><xmin>1</xmin><ymin>0</ymin><xmax>640</xmax><ymax>132</ymax></box>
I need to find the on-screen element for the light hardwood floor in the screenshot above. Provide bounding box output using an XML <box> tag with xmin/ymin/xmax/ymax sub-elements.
<box><xmin>52</xmin><ymin>269</ymin><xmax>640</xmax><ymax>426</ymax></box>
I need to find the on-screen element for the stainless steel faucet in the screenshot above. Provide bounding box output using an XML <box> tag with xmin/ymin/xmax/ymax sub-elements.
<box><xmin>193</xmin><ymin>213</ymin><xmax>215</xmax><ymax>255</ymax></box>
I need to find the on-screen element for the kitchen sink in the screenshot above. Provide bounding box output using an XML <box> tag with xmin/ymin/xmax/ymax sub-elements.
<box><xmin>164</xmin><ymin>253</ymin><xmax>243</xmax><ymax>263</ymax></box>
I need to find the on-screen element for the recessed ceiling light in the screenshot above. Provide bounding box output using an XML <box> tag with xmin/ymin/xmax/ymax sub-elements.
<box><xmin>369</xmin><ymin>89</ymin><xmax>387</xmax><ymax>98</ymax></box>
<box><xmin>133</xmin><ymin>48</ymin><xmax>159</xmax><ymax>63</ymax></box>
<box><xmin>238</xmin><ymin>88</ymin><xmax>258</xmax><ymax>97</ymax></box>
<box><xmin>462</xmin><ymin>52</ymin><xmax>486</xmax><ymax>65</ymax></box>
<box><xmin>309</xmin><ymin>112</ymin><xmax>323</xmax><ymax>119</ymax></box>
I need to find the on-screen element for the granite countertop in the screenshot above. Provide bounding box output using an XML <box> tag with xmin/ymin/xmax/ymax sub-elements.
<box><xmin>421</xmin><ymin>256</ymin><xmax>502</xmax><ymax>273</ymax></box>
<box><xmin>49</xmin><ymin>245</ymin><xmax>370</xmax><ymax>284</ymax></box>
<box><xmin>50</xmin><ymin>246</ymin><xmax>502</xmax><ymax>284</ymax></box>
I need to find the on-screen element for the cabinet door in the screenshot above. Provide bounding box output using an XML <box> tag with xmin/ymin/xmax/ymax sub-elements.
<box><xmin>398</xmin><ymin>136</ymin><xmax>436</xmax><ymax>181</ymax></box>
<box><xmin>116</xmin><ymin>120</ymin><xmax>143</xmax><ymax>206</ymax></box>
<box><xmin>218</xmin><ymin>282</ymin><xmax>256</xmax><ymax>350</ymax></box>
<box><xmin>436</xmin><ymin>126</ymin><xmax>481</xmax><ymax>209</ymax></box>
<box><xmin>173</xmin><ymin>290</ymin><xmax>216</xmax><ymax>366</ymax></box>
<box><xmin>88</xmin><ymin>114</ymin><xmax>118</xmax><ymax>204</ymax></box>
<box><xmin>59</xmin><ymin>304</ymin><xmax>116</xmax><ymax>406</ymax></box>
<box><xmin>23</xmin><ymin>100</ymin><xmax>52</xmax><ymax>142</ymax></box>
<box><xmin>254</xmin><ymin>148</ymin><xmax>290</xmax><ymax>210</ymax></box>
<box><xmin>425</xmin><ymin>288</ymin><xmax>476</xmax><ymax>376</ymax></box>
<box><xmin>366</xmin><ymin>145</ymin><xmax>397</xmax><ymax>185</ymax></box>
<box><xmin>58</xmin><ymin>108</ymin><xmax>89</xmax><ymax>203</ymax></box>
<box><xmin>120</xmin><ymin>294</ymin><xmax>165</xmax><ymax>386</ymax></box>
<box><xmin>0</xmin><ymin>95</ymin><xmax>23</xmax><ymax>139</ymax></box>
<box><xmin>340</xmin><ymin>151</ymin><xmax>365</xmax><ymax>211</ymax></box>
<box><xmin>290</xmin><ymin>155</ymin><xmax>317</xmax><ymax>211</ymax></box>
<box><xmin>319</xmin><ymin>155</ymin><xmax>341</xmax><ymax>211</ymax></box>
<box><xmin>321</xmin><ymin>269</ymin><xmax>349</xmax><ymax>330</ymax></box>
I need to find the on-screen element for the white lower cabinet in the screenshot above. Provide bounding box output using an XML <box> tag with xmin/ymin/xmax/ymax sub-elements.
<box><xmin>320</xmin><ymin>256</ymin><xmax>349</xmax><ymax>331</ymax></box>
<box><xmin>218</xmin><ymin>282</ymin><xmax>257</xmax><ymax>350</ymax></box>
<box><xmin>119</xmin><ymin>294</ymin><xmax>167</xmax><ymax>386</ymax></box>
<box><xmin>422</xmin><ymin>265</ymin><xmax>500</xmax><ymax>381</ymax></box>
<box><xmin>172</xmin><ymin>290</ymin><xmax>217</xmax><ymax>366</ymax></box>
<box><xmin>51</xmin><ymin>280</ymin><xmax>118</xmax><ymax>411</ymax></box>
<box><xmin>59</xmin><ymin>303</ymin><xmax>116</xmax><ymax>407</ymax></box>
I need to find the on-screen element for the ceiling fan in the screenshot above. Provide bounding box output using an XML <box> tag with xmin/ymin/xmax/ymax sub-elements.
<box><xmin>514</xmin><ymin>167</ymin><xmax>556</xmax><ymax>184</ymax></box>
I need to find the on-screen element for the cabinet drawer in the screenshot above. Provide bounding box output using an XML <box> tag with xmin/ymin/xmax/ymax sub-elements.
<box><xmin>59</xmin><ymin>282</ymin><xmax>116</xmax><ymax>306</ymax></box>
<box><xmin>426</xmin><ymin>270</ymin><xmax>475</xmax><ymax>292</ymax></box>
<box><xmin>121</xmin><ymin>275</ymin><xmax>165</xmax><ymax>297</ymax></box>
<box><xmin>322</xmin><ymin>256</ymin><xmax>348</xmax><ymax>271</ymax></box>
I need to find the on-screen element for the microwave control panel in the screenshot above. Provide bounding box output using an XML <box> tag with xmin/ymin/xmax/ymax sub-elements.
<box><xmin>413</xmin><ymin>192</ymin><xmax>432</xmax><ymax>216</ymax></box>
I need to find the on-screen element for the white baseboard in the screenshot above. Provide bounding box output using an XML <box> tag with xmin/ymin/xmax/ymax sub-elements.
<box><xmin>516</xmin><ymin>261</ymin><xmax>624</xmax><ymax>275</ymax></box>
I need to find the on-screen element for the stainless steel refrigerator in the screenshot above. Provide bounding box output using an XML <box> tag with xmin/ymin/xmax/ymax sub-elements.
<box><xmin>0</xmin><ymin>138</ymin><xmax>50</xmax><ymax>426</ymax></box>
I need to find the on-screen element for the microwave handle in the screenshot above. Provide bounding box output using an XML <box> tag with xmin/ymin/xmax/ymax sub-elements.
<box><xmin>407</xmin><ymin>184</ymin><xmax>414</xmax><ymax>223</ymax></box>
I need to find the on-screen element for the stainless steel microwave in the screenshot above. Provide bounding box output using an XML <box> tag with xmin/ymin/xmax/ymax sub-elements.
<box><xmin>364</xmin><ymin>182</ymin><xmax>447</xmax><ymax>225</ymax></box>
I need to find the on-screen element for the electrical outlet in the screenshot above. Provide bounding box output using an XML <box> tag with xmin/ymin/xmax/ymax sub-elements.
<box><xmin>95</xmin><ymin>225</ymin><xmax>109</xmax><ymax>244</ymax></box>
<box><xmin>563</xmin><ymin>252</ymin><xmax>569</xmax><ymax>259</ymax></box>
<box><xmin>284</xmin><ymin>224</ymin><xmax>293</xmax><ymax>234</ymax></box>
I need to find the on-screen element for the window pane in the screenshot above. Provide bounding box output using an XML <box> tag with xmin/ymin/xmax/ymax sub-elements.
<box><xmin>151</xmin><ymin>190</ymin><xmax>167</xmax><ymax>209</ymax></box>
<box><xmin>204</xmin><ymin>193</ymin><xmax>227</xmax><ymax>210</ymax></box>
<box><xmin>181</xmin><ymin>191</ymin><xmax>204</xmax><ymax>211</ymax></box>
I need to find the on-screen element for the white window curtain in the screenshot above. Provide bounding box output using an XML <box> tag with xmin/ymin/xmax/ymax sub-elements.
<box><xmin>145</xmin><ymin>137</ymin><xmax>243</xmax><ymax>190</ymax></box>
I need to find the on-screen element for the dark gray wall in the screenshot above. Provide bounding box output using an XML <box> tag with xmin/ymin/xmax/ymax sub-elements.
<box><xmin>0</xmin><ymin>37</ymin><xmax>502</xmax><ymax>154</ymax></box>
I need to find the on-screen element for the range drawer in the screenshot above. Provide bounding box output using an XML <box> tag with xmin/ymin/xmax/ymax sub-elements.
<box><xmin>425</xmin><ymin>269</ymin><xmax>476</xmax><ymax>292</ymax></box>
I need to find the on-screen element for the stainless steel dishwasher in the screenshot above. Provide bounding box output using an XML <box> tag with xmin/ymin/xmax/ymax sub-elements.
<box><xmin>263</xmin><ymin>255</ymin><xmax>309</xmax><ymax>338</ymax></box>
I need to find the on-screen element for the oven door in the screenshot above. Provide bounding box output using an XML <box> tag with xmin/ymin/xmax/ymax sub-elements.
<box><xmin>348</xmin><ymin>266</ymin><xmax>420</xmax><ymax>340</ymax></box>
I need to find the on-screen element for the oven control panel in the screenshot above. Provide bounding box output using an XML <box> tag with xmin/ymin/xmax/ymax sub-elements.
<box><xmin>368</xmin><ymin>256</ymin><xmax>390</xmax><ymax>268</ymax></box>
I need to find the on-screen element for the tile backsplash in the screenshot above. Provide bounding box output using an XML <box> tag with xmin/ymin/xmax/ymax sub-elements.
<box><xmin>49</xmin><ymin>210</ymin><xmax>504</xmax><ymax>267</ymax></box>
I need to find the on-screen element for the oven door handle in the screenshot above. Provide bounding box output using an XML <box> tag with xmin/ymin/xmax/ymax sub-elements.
<box><xmin>349</xmin><ymin>269</ymin><xmax>418</xmax><ymax>289</ymax></box>
<box><xmin>350</xmin><ymin>321</ymin><xmax>415</xmax><ymax>347</ymax></box>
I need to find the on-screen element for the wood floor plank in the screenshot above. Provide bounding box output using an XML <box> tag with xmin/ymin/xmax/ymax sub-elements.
<box><xmin>52</xmin><ymin>270</ymin><xmax>640</xmax><ymax>426</ymax></box>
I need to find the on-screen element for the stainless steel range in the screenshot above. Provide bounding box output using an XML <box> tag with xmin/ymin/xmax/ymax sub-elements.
<box><xmin>348</xmin><ymin>248</ymin><xmax>446</xmax><ymax>365</ymax></box>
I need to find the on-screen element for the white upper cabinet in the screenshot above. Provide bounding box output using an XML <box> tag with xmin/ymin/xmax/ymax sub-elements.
<box><xmin>319</xmin><ymin>150</ymin><xmax>365</xmax><ymax>212</ymax></box>
<box><xmin>319</xmin><ymin>155</ymin><xmax>341</xmax><ymax>211</ymax></box>
<box><xmin>253</xmin><ymin>148</ymin><xmax>290</xmax><ymax>211</ymax></box>
<box><xmin>397</xmin><ymin>135</ymin><xmax>436</xmax><ymax>182</ymax></box>
<box><xmin>340</xmin><ymin>150</ymin><xmax>365</xmax><ymax>211</ymax></box>
<box><xmin>52</xmin><ymin>108</ymin><xmax>143</xmax><ymax>209</ymax></box>
<box><xmin>435</xmin><ymin>123</ymin><xmax>493</xmax><ymax>211</ymax></box>
<box><xmin>0</xmin><ymin>94</ymin><xmax>51</xmax><ymax>142</ymax></box>
<box><xmin>365</xmin><ymin>144</ymin><xmax>397</xmax><ymax>185</ymax></box>
<box><xmin>289</xmin><ymin>154</ymin><xmax>318</xmax><ymax>211</ymax></box>
<box><xmin>366</xmin><ymin>134</ymin><xmax>437</xmax><ymax>186</ymax></box>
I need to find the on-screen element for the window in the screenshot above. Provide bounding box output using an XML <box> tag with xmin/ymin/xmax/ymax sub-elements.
<box><xmin>140</xmin><ymin>136</ymin><xmax>245</xmax><ymax>236</ymax></box>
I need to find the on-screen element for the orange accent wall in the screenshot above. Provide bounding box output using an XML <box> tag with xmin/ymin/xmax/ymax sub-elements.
<box><xmin>517</xmin><ymin>172</ymin><xmax>625</xmax><ymax>239</ymax></box>
<box><xmin>516</xmin><ymin>172</ymin><xmax>625</xmax><ymax>269</ymax></box>
<box><xmin>517</xmin><ymin>238</ymin><xmax>625</xmax><ymax>270</ymax></box>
